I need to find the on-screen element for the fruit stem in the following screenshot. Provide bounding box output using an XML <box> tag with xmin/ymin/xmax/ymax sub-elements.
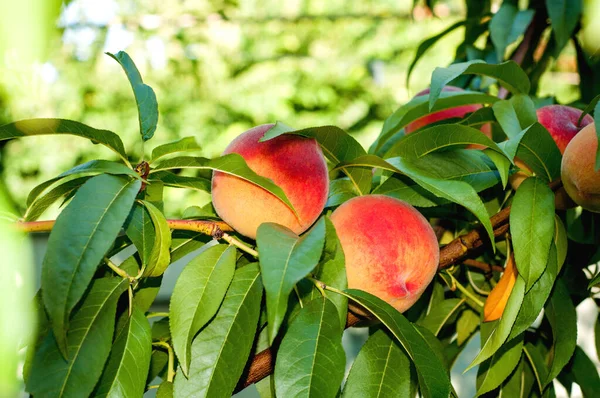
<box><xmin>221</xmin><ymin>233</ymin><xmax>259</xmax><ymax>257</ymax></box>
<box><xmin>104</xmin><ymin>257</ymin><xmax>133</xmax><ymax>280</ymax></box>
<box><xmin>446</xmin><ymin>271</ymin><xmax>485</xmax><ymax>308</ymax></box>
<box><xmin>147</xmin><ymin>312</ymin><xmax>169</xmax><ymax>319</ymax></box>
<box><xmin>153</xmin><ymin>341</ymin><xmax>175</xmax><ymax>382</ymax></box>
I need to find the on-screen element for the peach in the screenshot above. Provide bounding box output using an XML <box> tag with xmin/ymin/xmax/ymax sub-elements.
<box><xmin>405</xmin><ymin>86</ymin><xmax>492</xmax><ymax>148</ymax></box>
<box><xmin>330</xmin><ymin>195</ymin><xmax>439</xmax><ymax>313</ymax></box>
<box><xmin>561</xmin><ymin>123</ymin><xmax>600</xmax><ymax>213</ymax></box>
<box><xmin>211</xmin><ymin>124</ymin><xmax>329</xmax><ymax>239</ymax></box>
<box><xmin>537</xmin><ymin>105</ymin><xmax>593</xmax><ymax>154</ymax></box>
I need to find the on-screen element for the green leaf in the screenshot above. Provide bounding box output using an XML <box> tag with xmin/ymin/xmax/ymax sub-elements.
<box><xmin>523</xmin><ymin>342</ymin><xmax>550</xmax><ymax>394</ymax></box>
<box><xmin>107</xmin><ymin>51</ymin><xmax>158</xmax><ymax>141</ymax></box>
<box><xmin>570</xmin><ymin>346</ymin><xmax>600</xmax><ymax>397</ymax></box>
<box><xmin>456</xmin><ymin>309</ymin><xmax>480</xmax><ymax>346</ymax></box>
<box><xmin>170</xmin><ymin>231</ymin><xmax>211</xmax><ymax>263</ymax></box>
<box><xmin>25</xmin><ymin>176</ymin><xmax>90</xmax><ymax>221</ymax></box>
<box><xmin>343</xmin><ymin>327</ymin><xmax>415</xmax><ymax>398</ymax></box>
<box><xmin>543</xmin><ymin>280</ymin><xmax>577</xmax><ymax>387</ymax></box>
<box><xmin>490</xmin><ymin>4</ymin><xmax>534</xmax><ymax>61</ymax></box>
<box><xmin>325</xmin><ymin>178</ymin><xmax>359</xmax><ymax>208</ymax></box>
<box><xmin>387</xmin><ymin>157</ymin><xmax>495</xmax><ymax>245</ymax></box>
<box><xmin>510</xmin><ymin>177</ymin><xmax>555</xmax><ymax>291</ymax></box>
<box><xmin>42</xmin><ymin>175</ymin><xmax>140</xmax><ymax>356</ymax></box>
<box><xmin>156</xmin><ymin>381</ymin><xmax>174</xmax><ymax>398</ymax></box>
<box><xmin>498</xmin><ymin>358</ymin><xmax>526</xmax><ymax>397</ymax></box>
<box><xmin>125</xmin><ymin>203</ymin><xmax>155</xmax><ymax>267</ymax></box>
<box><xmin>418</xmin><ymin>298</ymin><xmax>464</xmax><ymax>336</ymax></box>
<box><xmin>372</xmin><ymin>91</ymin><xmax>499</xmax><ymax>155</ymax></box>
<box><xmin>170</xmin><ymin>244</ymin><xmax>236</xmax><ymax>376</ymax></box>
<box><xmin>546</xmin><ymin>0</ymin><xmax>583</xmax><ymax>55</ymax></box>
<box><xmin>589</xmin><ymin>271</ymin><xmax>600</xmax><ymax>289</ymax></box>
<box><xmin>27</xmin><ymin>277</ymin><xmax>128</xmax><ymax>397</ymax></box>
<box><xmin>429</xmin><ymin>60</ymin><xmax>530</xmax><ymax>110</ymax></box>
<box><xmin>0</xmin><ymin>119</ymin><xmax>129</xmax><ymax>163</ymax></box>
<box><xmin>492</xmin><ymin>94</ymin><xmax>538</xmax><ymax>138</ymax></box>
<box><xmin>173</xmin><ymin>264</ymin><xmax>263</xmax><ymax>398</ymax></box>
<box><xmin>26</xmin><ymin>159</ymin><xmax>139</xmax><ymax>208</ymax></box>
<box><xmin>151</xmin><ymin>154</ymin><xmax>296</xmax><ymax>214</ymax></box>
<box><xmin>467</xmin><ymin>276</ymin><xmax>526</xmax><ymax>370</ymax></box>
<box><xmin>262</xmin><ymin>122</ymin><xmax>372</xmax><ymax>195</ymax></box>
<box><xmin>386</xmin><ymin>124</ymin><xmax>506</xmax><ymax>159</ymax></box>
<box><xmin>94</xmin><ymin>307</ymin><xmax>152</xmax><ymax>397</ymax></box>
<box><xmin>373</xmin><ymin>175</ymin><xmax>446</xmax><ymax>208</ymax></box>
<box><xmin>339</xmin><ymin>289</ymin><xmax>451</xmax><ymax>398</ymax></box>
<box><xmin>151</xmin><ymin>172</ymin><xmax>211</xmax><ymax>193</ymax></box>
<box><xmin>476</xmin><ymin>322</ymin><xmax>524</xmax><ymax>396</ymax></box>
<box><xmin>256</xmin><ymin>218</ymin><xmax>326</xmax><ymax>343</ymax></box>
<box><xmin>140</xmin><ymin>200</ymin><xmax>172</xmax><ymax>277</ymax></box>
<box><xmin>150</xmin><ymin>137</ymin><xmax>202</xmax><ymax>163</ymax></box>
<box><xmin>554</xmin><ymin>215</ymin><xmax>568</xmax><ymax>272</ymax></box>
<box><xmin>133</xmin><ymin>276</ymin><xmax>162</xmax><ymax>313</ymax></box>
<box><xmin>407</xmin><ymin>20</ymin><xmax>468</xmax><ymax>85</ymax></box>
<box><xmin>148</xmin><ymin>349</ymin><xmax>169</xmax><ymax>382</ymax></box>
<box><xmin>484</xmin><ymin>149</ymin><xmax>511</xmax><ymax>189</ymax></box>
<box><xmin>275</xmin><ymin>297</ymin><xmax>345</xmax><ymax>398</ymax></box>
<box><xmin>508</xmin><ymin>244</ymin><xmax>558</xmax><ymax>340</ymax></box>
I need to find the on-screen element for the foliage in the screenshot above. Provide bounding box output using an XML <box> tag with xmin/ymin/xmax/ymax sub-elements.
<box><xmin>4</xmin><ymin>0</ymin><xmax>600</xmax><ymax>397</ymax></box>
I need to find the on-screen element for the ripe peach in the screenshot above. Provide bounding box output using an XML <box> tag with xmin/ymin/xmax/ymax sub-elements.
<box><xmin>405</xmin><ymin>86</ymin><xmax>492</xmax><ymax>148</ymax></box>
<box><xmin>537</xmin><ymin>105</ymin><xmax>593</xmax><ymax>154</ymax></box>
<box><xmin>561</xmin><ymin>123</ymin><xmax>600</xmax><ymax>213</ymax></box>
<box><xmin>330</xmin><ymin>195</ymin><xmax>439</xmax><ymax>313</ymax></box>
<box><xmin>211</xmin><ymin>124</ymin><xmax>329</xmax><ymax>239</ymax></box>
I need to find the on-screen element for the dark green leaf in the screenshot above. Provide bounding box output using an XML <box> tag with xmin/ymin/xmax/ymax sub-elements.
<box><xmin>326</xmin><ymin>178</ymin><xmax>359</xmax><ymax>208</ymax></box>
<box><xmin>170</xmin><ymin>244</ymin><xmax>236</xmax><ymax>376</ymax></box>
<box><xmin>544</xmin><ymin>280</ymin><xmax>577</xmax><ymax>387</ymax></box>
<box><xmin>546</xmin><ymin>0</ymin><xmax>583</xmax><ymax>55</ymax></box>
<box><xmin>262</xmin><ymin>122</ymin><xmax>372</xmax><ymax>195</ymax></box>
<box><xmin>343</xmin><ymin>328</ymin><xmax>414</xmax><ymax>398</ymax></box>
<box><xmin>107</xmin><ymin>51</ymin><xmax>158</xmax><ymax>141</ymax></box>
<box><xmin>275</xmin><ymin>297</ymin><xmax>345</xmax><ymax>398</ymax></box>
<box><xmin>523</xmin><ymin>342</ymin><xmax>549</xmax><ymax>394</ymax></box>
<box><xmin>140</xmin><ymin>200</ymin><xmax>171</xmax><ymax>277</ymax></box>
<box><xmin>373</xmin><ymin>174</ymin><xmax>446</xmax><ymax>207</ymax></box>
<box><xmin>0</xmin><ymin>119</ymin><xmax>129</xmax><ymax>163</ymax></box>
<box><xmin>554</xmin><ymin>215</ymin><xmax>568</xmax><ymax>272</ymax></box>
<box><xmin>151</xmin><ymin>172</ymin><xmax>211</xmax><ymax>193</ymax></box>
<box><xmin>156</xmin><ymin>381</ymin><xmax>173</xmax><ymax>397</ymax></box>
<box><xmin>148</xmin><ymin>350</ymin><xmax>168</xmax><ymax>383</ymax></box>
<box><xmin>133</xmin><ymin>276</ymin><xmax>162</xmax><ymax>313</ymax></box>
<box><xmin>418</xmin><ymin>298</ymin><xmax>464</xmax><ymax>336</ymax></box>
<box><xmin>151</xmin><ymin>154</ymin><xmax>296</xmax><ymax>214</ymax></box>
<box><xmin>490</xmin><ymin>4</ymin><xmax>534</xmax><ymax>61</ymax></box>
<box><xmin>497</xmin><ymin>357</ymin><xmax>526</xmax><ymax>397</ymax></box>
<box><xmin>570</xmin><ymin>346</ymin><xmax>600</xmax><ymax>397</ymax></box>
<box><xmin>484</xmin><ymin>149</ymin><xmax>511</xmax><ymax>189</ymax></box>
<box><xmin>476</xmin><ymin>322</ymin><xmax>524</xmax><ymax>396</ymax></box>
<box><xmin>339</xmin><ymin>289</ymin><xmax>451</xmax><ymax>398</ymax></box>
<box><xmin>492</xmin><ymin>94</ymin><xmax>538</xmax><ymax>138</ymax></box>
<box><xmin>173</xmin><ymin>264</ymin><xmax>263</xmax><ymax>398</ymax></box>
<box><xmin>515</xmin><ymin>124</ymin><xmax>562</xmax><ymax>182</ymax></box>
<box><xmin>151</xmin><ymin>137</ymin><xmax>202</xmax><ymax>162</ymax></box>
<box><xmin>456</xmin><ymin>309</ymin><xmax>480</xmax><ymax>346</ymax></box>
<box><xmin>429</xmin><ymin>60</ymin><xmax>530</xmax><ymax>109</ymax></box>
<box><xmin>256</xmin><ymin>218</ymin><xmax>326</xmax><ymax>343</ymax></box>
<box><xmin>387</xmin><ymin>157</ymin><xmax>495</xmax><ymax>245</ymax></box>
<box><xmin>42</xmin><ymin>175</ymin><xmax>140</xmax><ymax>356</ymax></box>
<box><xmin>25</xmin><ymin>176</ymin><xmax>90</xmax><ymax>221</ymax></box>
<box><xmin>27</xmin><ymin>277</ymin><xmax>128</xmax><ymax>397</ymax></box>
<box><xmin>510</xmin><ymin>177</ymin><xmax>555</xmax><ymax>291</ymax></box>
<box><xmin>94</xmin><ymin>307</ymin><xmax>152</xmax><ymax>397</ymax></box>
<box><xmin>26</xmin><ymin>159</ymin><xmax>139</xmax><ymax>208</ymax></box>
<box><xmin>125</xmin><ymin>203</ymin><xmax>155</xmax><ymax>267</ymax></box>
<box><xmin>170</xmin><ymin>232</ymin><xmax>211</xmax><ymax>263</ymax></box>
<box><xmin>373</xmin><ymin>91</ymin><xmax>499</xmax><ymax>155</ymax></box>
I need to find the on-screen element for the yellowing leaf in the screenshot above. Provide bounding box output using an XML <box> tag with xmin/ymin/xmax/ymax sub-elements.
<box><xmin>484</xmin><ymin>254</ymin><xmax>517</xmax><ymax>322</ymax></box>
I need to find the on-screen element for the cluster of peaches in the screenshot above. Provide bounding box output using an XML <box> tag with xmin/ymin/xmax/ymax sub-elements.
<box><xmin>211</xmin><ymin>87</ymin><xmax>599</xmax><ymax>314</ymax></box>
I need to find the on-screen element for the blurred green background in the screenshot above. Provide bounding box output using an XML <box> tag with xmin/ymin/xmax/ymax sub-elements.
<box><xmin>1</xmin><ymin>0</ymin><xmax>594</xmax><ymax>218</ymax></box>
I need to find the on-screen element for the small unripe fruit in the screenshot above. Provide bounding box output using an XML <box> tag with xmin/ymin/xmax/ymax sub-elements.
<box><xmin>330</xmin><ymin>195</ymin><xmax>439</xmax><ymax>313</ymax></box>
<box><xmin>211</xmin><ymin>124</ymin><xmax>329</xmax><ymax>239</ymax></box>
<box><xmin>561</xmin><ymin>123</ymin><xmax>600</xmax><ymax>213</ymax></box>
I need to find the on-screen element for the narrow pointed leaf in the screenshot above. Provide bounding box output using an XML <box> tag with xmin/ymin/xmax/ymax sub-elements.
<box><xmin>125</xmin><ymin>203</ymin><xmax>155</xmax><ymax>267</ymax></box>
<box><xmin>151</xmin><ymin>171</ymin><xmax>211</xmax><ymax>193</ymax></box>
<box><xmin>339</xmin><ymin>289</ymin><xmax>451</xmax><ymax>398</ymax></box>
<box><xmin>543</xmin><ymin>280</ymin><xmax>577</xmax><ymax>386</ymax></box>
<box><xmin>151</xmin><ymin>154</ymin><xmax>296</xmax><ymax>214</ymax></box>
<box><xmin>489</xmin><ymin>4</ymin><xmax>534</xmax><ymax>61</ymax></box>
<box><xmin>151</xmin><ymin>137</ymin><xmax>202</xmax><ymax>162</ymax></box>
<box><xmin>523</xmin><ymin>343</ymin><xmax>549</xmax><ymax>394</ymax></box>
<box><xmin>256</xmin><ymin>218</ymin><xmax>326</xmax><ymax>343</ymax></box>
<box><xmin>418</xmin><ymin>298</ymin><xmax>464</xmax><ymax>336</ymax></box>
<box><xmin>546</xmin><ymin>0</ymin><xmax>583</xmax><ymax>54</ymax></box>
<box><xmin>571</xmin><ymin>346</ymin><xmax>600</xmax><ymax>396</ymax></box>
<box><xmin>514</xmin><ymin>123</ymin><xmax>562</xmax><ymax>182</ymax></box>
<box><xmin>510</xmin><ymin>177</ymin><xmax>555</xmax><ymax>291</ymax></box>
<box><xmin>429</xmin><ymin>60</ymin><xmax>530</xmax><ymax>110</ymax></box>
<box><xmin>373</xmin><ymin>175</ymin><xmax>446</xmax><ymax>207</ymax></box>
<box><xmin>27</xmin><ymin>277</ymin><xmax>128</xmax><ymax>397</ymax></box>
<box><xmin>42</xmin><ymin>175</ymin><xmax>140</xmax><ymax>356</ymax></box>
<box><xmin>170</xmin><ymin>244</ymin><xmax>236</xmax><ymax>376</ymax></box>
<box><xmin>94</xmin><ymin>306</ymin><xmax>152</xmax><ymax>397</ymax></box>
<box><xmin>492</xmin><ymin>95</ymin><xmax>537</xmax><ymax>139</ymax></box>
<box><xmin>25</xmin><ymin>176</ymin><xmax>90</xmax><ymax>221</ymax></box>
<box><xmin>0</xmin><ymin>119</ymin><xmax>129</xmax><ymax>162</ymax></box>
<box><xmin>275</xmin><ymin>297</ymin><xmax>345</xmax><ymax>398</ymax></box>
<box><xmin>107</xmin><ymin>51</ymin><xmax>158</xmax><ymax>141</ymax></box>
<box><xmin>173</xmin><ymin>264</ymin><xmax>263</xmax><ymax>398</ymax></box>
<box><xmin>140</xmin><ymin>200</ymin><xmax>171</xmax><ymax>277</ymax></box>
<box><xmin>343</xmin><ymin>328</ymin><xmax>414</xmax><ymax>398</ymax></box>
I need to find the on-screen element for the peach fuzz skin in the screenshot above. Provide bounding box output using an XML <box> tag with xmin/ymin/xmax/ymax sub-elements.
<box><xmin>211</xmin><ymin>124</ymin><xmax>329</xmax><ymax>239</ymax></box>
<box><xmin>404</xmin><ymin>86</ymin><xmax>492</xmax><ymax>148</ymax></box>
<box><xmin>537</xmin><ymin>105</ymin><xmax>593</xmax><ymax>154</ymax></box>
<box><xmin>561</xmin><ymin>123</ymin><xmax>600</xmax><ymax>213</ymax></box>
<box><xmin>330</xmin><ymin>195</ymin><xmax>439</xmax><ymax>313</ymax></box>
